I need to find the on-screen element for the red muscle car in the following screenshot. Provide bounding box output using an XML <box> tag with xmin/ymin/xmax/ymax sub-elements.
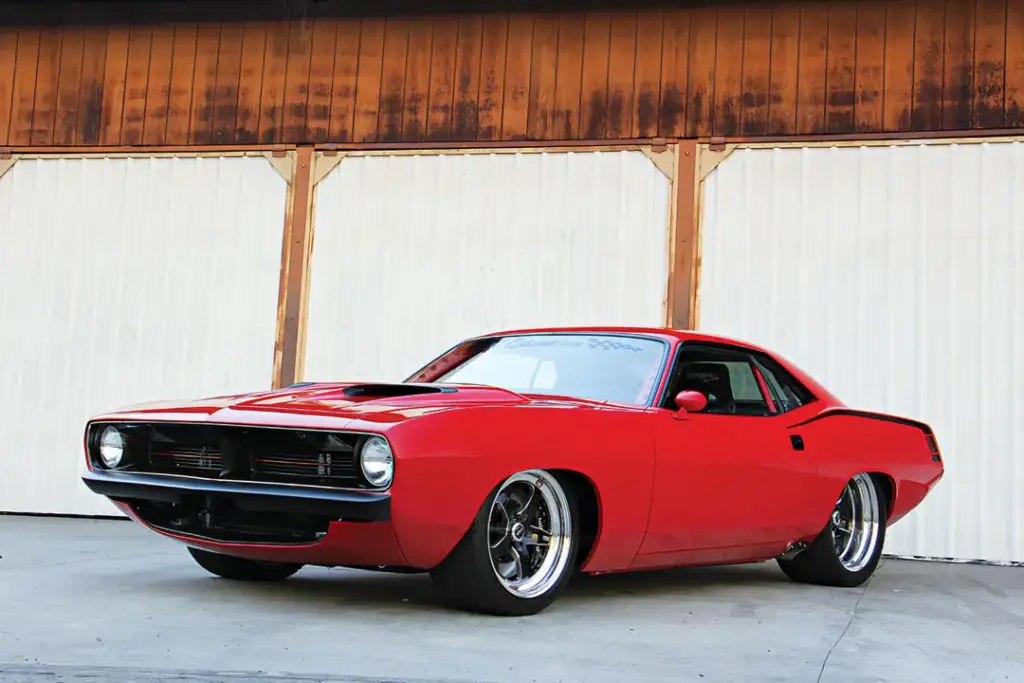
<box><xmin>82</xmin><ymin>327</ymin><xmax>944</xmax><ymax>616</ymax></box>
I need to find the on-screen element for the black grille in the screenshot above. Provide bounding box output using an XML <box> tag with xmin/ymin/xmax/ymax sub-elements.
<box><xmin>89</xmin><ymin>422</ymin><xmax>371</xmax><ymax>489</ymax></box>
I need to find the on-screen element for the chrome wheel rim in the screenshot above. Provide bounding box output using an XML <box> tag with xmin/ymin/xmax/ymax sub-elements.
<box><xmin>831</xmin><ymin>473</ymin><xmax>882</xmax><ymax>572</ymax></box>
<box><xmin>487</xmin><ymin>470</ymin><xmax>572</xmax><ymax>599</ymax></box>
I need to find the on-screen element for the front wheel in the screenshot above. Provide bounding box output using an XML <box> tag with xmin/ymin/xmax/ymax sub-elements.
<box><xmin>188</xmin><ymin>547</ymin><xmax>304</xmax><ymax>582</ymax></box>
<box><xmin>430</xmin><ymin>469</ymin><xmax>580</xmax><ymax>616</ymax></box>
<box><xmin>778</xmin><ymin>473</ymin><xmax>888</xmax><ymax>587</ymax></box>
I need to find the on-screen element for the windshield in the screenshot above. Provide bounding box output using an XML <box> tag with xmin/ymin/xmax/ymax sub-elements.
<box><xmin>429</xmin><ymin>334</ymin><xmax>668</xmax><ymax>406</ymax></box>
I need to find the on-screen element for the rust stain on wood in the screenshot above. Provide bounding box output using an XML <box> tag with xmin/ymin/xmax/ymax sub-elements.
<box><xmin>0</xmin><ymin>1</ymin><xmax>1021</xmax><ymax>147</ymax></box>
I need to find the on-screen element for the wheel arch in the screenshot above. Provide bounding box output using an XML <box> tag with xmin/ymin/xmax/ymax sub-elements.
<box><xmin>866</xmin><ymin>471</ymin><xmax>897</xmax><ymax>521</ymax></box>
<box><xmin>549</xmin><ymin>468</ymin><xmax>602</xmax><ymax>569</ymax></box>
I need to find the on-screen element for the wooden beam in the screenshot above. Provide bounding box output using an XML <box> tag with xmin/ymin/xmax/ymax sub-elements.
<box><xmin>666</xmin><ymin>139</ymin><xmax>699</xmax><ymax>329</ymax></box>
<box><xmin>272</xmin><ymin>146</ymin><xmax>315</xmax><ymax>389</ymax></box>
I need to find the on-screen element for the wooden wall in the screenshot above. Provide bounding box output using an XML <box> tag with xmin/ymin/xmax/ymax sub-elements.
<box><xmin>1</xmin><ymin>0</ymin><xmax>1023</xmax><ymax>147</ymax></box>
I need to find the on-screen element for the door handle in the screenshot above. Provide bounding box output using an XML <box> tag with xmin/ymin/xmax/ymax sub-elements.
<box><xmin>790</xmin><ymin>434</ymin><xmax>805</xmax><ymax>451</ymax></box>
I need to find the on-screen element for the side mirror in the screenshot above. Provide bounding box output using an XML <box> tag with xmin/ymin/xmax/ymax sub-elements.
<box><xmin>674</xmin><ymin>390</ymin><xmax>708</xmax><ymax>415</ymax></box>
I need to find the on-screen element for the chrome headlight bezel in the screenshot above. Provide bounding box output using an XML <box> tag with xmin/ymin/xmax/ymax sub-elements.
<box><xmin>359</xmin><ymin>435</ymin><xmax>394</xmax><ymax>489</ymax></box>
<box><xmin>98</xmin><ymin>426</ymin><xmax>125</xmax><ymax>469</ymax></box>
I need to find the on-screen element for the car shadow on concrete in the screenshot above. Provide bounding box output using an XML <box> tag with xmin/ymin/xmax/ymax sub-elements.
<box><xmin>142</xmin><ymin>560</ymin><xmax>797</xmax><ymax>615</ymax></box>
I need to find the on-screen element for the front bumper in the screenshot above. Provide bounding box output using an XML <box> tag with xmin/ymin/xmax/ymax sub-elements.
<box><xmin>82</xmin><ymin>469</ymin><xmax>390</xmax><ymax>522</ymax></box>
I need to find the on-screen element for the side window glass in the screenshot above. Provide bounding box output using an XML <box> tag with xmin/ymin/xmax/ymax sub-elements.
<box><xmin>751</xmin><ymin>354</ymin><xmax>816</xmax><ymax>413</ymax></box>
<box><xmin>667</xmin><ymin>351</ymin><xmax>772</xmax><ymax>416</ymax></box>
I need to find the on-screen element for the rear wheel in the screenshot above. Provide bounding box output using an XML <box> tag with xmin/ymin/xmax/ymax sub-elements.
<box><xmin>188</xmin><ymin>547</ymin><xmax>304</xmax><ymax>582</ymax></box>
<box><xmin>430</xmin><ymin>469</ymin><xmax>579</xmax><ymax>616</ymax></box>
<box><xmin>778</xmin><ymin>473</ymin><xmax>887</xmax><ymax>587</ymax></box>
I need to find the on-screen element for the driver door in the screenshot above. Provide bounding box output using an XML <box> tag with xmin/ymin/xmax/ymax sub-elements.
<box><xmin>634</xmin><ymin>342</ymin><xmax>821</xmax><ymax>565</ymax></box>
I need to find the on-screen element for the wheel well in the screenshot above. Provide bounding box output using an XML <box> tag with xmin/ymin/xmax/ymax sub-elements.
<box><xmin>867</xmin><ymin>472</ymin><xmax>896</xmax><ymax>520</ymax></box>
<box><xmin>550</xmin><ymin>469</ymin><xmax>600</xmax><ymax>569</ymax></box>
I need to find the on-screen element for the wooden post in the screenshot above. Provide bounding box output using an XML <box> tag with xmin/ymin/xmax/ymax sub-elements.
<box><xmin>273</xmin><ymin>146</ymin><xmax>315</xmax><ymax>389</ymax></box>
<box><xmin>667</xmin><ymin>139</ymin><xmax>699</xmax><ymax>329</ymax></box>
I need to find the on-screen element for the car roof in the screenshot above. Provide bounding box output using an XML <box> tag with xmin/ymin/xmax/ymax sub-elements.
<box><xmin>473</xmin><ymin>325</ymin><xmax>773</xmax><ymax>354</ymax></box>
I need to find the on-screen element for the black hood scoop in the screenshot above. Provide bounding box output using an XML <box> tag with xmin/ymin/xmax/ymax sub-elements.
<box><xmin>340</xmin><ymin>383</ymin><xmax>457</xmax><ymax>398</ymax></box>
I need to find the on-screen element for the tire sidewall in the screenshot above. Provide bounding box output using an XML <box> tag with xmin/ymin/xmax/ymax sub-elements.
<box><xmin>433</xmin><ymin>471</ymin><xmax>580</xmax><ymax>616</ymax></box>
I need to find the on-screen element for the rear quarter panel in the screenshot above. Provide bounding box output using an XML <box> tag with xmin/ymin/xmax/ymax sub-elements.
<box><xmin>383</xmin><ymin>404</ymin><xmax>657</xmax><ymax>571</ymax></box>
<box><xmin>790</xmin><ymin>410</ymin><xmax>944</xmax><ymax>529</ymax></box>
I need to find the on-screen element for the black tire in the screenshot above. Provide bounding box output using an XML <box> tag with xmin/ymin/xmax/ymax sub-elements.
<box><xmin>778</xmin><ymin>473</ymin><xmax>888</xmax><ymax>588</ymax></box>
<box><xmin>188</xmin><ymin>547</ymin><xmax>304</xmax><ymax>582</ymax></box>
<box><xmin>430</xmin><ymin>470</ymin><xmax>580</xmax><ymax>616</ymax></box>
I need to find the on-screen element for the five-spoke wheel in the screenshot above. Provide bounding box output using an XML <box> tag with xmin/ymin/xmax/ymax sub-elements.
<box><xmin>778</xmin><ymin>472</ymin><xmax>888</xmax><ymax>587</ymax></box>
<box><xmin>431</xmin><ymin>469</ymin><xmax>579</xmax><ymax>616</ymax></box>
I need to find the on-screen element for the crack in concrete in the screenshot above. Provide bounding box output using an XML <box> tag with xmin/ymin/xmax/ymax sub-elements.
<box><xmin>816</xmin><ymin>575</ymin><xmax>873</xmax><ymax>683</ymax></box>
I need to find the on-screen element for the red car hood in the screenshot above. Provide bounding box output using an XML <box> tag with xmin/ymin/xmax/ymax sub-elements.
<box><xmin>89</xmin><ymin>382</ymin><xmax>607</xmax><ymax>432</ymax></box>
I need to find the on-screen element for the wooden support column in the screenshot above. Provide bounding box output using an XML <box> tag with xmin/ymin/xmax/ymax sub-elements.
<box><xmin>273</xmin><ymin>146</ymin><xmax>315</xmax><ymax>389</ymax></box>
<box><xmin>667</xmin><ymin>139</ymin><xmax>700</xmax><ymax>329</ymax></box>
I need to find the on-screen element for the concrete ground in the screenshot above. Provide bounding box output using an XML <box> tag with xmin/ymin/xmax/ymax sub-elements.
<box><xmin>0</xmin><ymin>517</ymin><xmax>1021</xmax><ymax>683</ymax></box>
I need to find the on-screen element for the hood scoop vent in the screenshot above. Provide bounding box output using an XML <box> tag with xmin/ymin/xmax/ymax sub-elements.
<box><xmin>340</xmin><ymin>383</ymin><xmax>456</xmax><ymax>398</ymax></box>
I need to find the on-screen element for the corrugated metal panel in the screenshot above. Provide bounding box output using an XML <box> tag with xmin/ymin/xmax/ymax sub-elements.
<box><xmin>304</xmin><ymin>150</ymin><xmax>672</xmax><ymax>382</ymax></box>
<box><xmin>0</xmin><ymin>156</ymin><xmax>287</xmax><ymax>516</ymax></box>
<box><xmin>698</xmin><ymin>142</ymin><xmax>1024</xmax><ymax>564</ymax></box>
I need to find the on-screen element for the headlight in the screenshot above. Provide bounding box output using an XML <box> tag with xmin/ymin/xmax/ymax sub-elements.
<box><xmin>98</xmin><ymin>427</ymin><xmax>125</xmax><ymax>468</ymax></box>
<box><xmin>360</xmin><ymin>436</ymin><xmax>394</xmax><ymax>488</ymax></box>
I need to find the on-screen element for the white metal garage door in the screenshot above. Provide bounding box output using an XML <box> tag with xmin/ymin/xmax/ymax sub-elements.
<box><xmin>304</xmin><ymin>149</ymin><xmax>673</xmax><ymax>382</ymax></box>
<box><xmin>0</xmin><ymin>155</ymin><xmax>288</xmax><ymax>515</ymax></box>
<box><xmin>698</xmin><ymin>140</ymin><xmax>1024</xmax><ymax>564</ymax></box>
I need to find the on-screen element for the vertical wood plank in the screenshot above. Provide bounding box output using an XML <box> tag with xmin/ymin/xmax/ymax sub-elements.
<box><xmin>352</xmin><ymin>18</ymin><xmax>384</xmax><ymax>142</ymax></box>
<box><xmin>378</xmin><ymin>18</ymin><xmax>410</xmax><ymax>142</ymax></box>
<box><xmin>29</xmin><ymin>26</ymin><xmax>62</xmax><ymax>146</ymax></box>
<box><xmin>501</xmin><ymin>15</ymin><xmax>533</xmax><ymax>140</ymax></box>
<box><xmin>1006</xmin><ymin>0</ymin><xmax>1024</xmax><ymax>126</ymax></box>
<box><xmin>579</xmin><ymin>12</ymin><xmax>611</xmax><ymax>140</ymax></box>
<box><xmin>119</xmin><ymin>26</ymin><xmax>152</xmax><ymax>146</ymax></box>
<box><xmin>142</xmin><ymin>25</ymin><xmax>174</xmax><ymax>145</ymax></box>
<box><xmin>767</xmin><ymin>7</ymin><xmax>800</xmax><ymax>135</ymax></box>
<box><xmin>825</xmin><ymin>6</ymin><xmax>857</xmax><ymax>134</ymax></box>
<box><xmin>632</xmin><ymin>10</ymin><xmax>663</xmax><ymax>139</ymax></box>
<box><xmin>425</xmin><ymin>17</ymin><xmax>458</xmax><ymax>141</ymax></box>
<box><xmin>606</xmin><ymin>11</ymin><xmax>637</xmax><ymax>138</ymax></box>
<box><xmin>740</xmin><ymin>7</ymin><xmax>772</xmax><ymax>136</ymax></box>
<box><xmin>276</xmin><ymin>147</ymin><xmax>314</xmax><ymax>389</ymax></box>
<box><xmin>670</xmin><ymin>139</ymin><xmax>698</xmax><ymax>329</ymax></box>
<box><xmin>476</xmin><ymin>14</ymin><xmax>508</xmax><ymax>141</ymax></box>
<box><xmin>234</xmin><ymin>23</ymin><xmax>266</xmax><ymax>144</ymax></box>
<box><xmin>328</xmin><ymin>20</ymin><xmax>360</xmax><ymax>142</ymax></box>
<box><xmin>883</xmin><ymin>0</ymin><xmax>916</xmax><ymax>131</ymax></box>
<box><xmin>211</xmin><ymin>23</ymin><xmax>244</xmax><ymax>144</ymax></box>
<box><xmin>76</xmin><ymin>26</ymin><xmax>108</xmax><ymax>145</ymax></box>
<box><xmin>796</xmin><ymin>7</ymin><xmax>829</xmax><ymax>134</ymax></box>
<box><xmin>658</xmin><ymin>10</ymin><xmax>689</xmax><ymax>138</ymax></box>
<box><xmin>972</xmin><ymin>0</ymin><xmax>1006</xmax><ymax>128</ymax></box>
<box><xmin>53</xmin><ymin>27</ymin><xmax>86</xmax><ymax>146</ymax></box>
<box><xmin>913</xmin><ymin>0</ymin><xmax>946</xmax><ymax>131</ymax></box>
<box><xmin>402</xmin><ymin>18</ymin><xmax>433</xmax><ymax>142</ymax></box>
<box><xmin>10</xmin><ymin>28</ymin><xmax>40</xmax><ymax>146</ymax></box>
<box><xmin>164</xmin><ymin>24</ymin><xmax>197</xmax><ymax>145</ymax></box>
<box><xmin>0</xmin><ymin>30</ymin><xmax>17</xmax><ymax>147</ymax></box>
<box><xmin>451</xmin><ymin>15</ymin><xmax>482</xmax><ymax>141</ymax></box>
<box><xmin>526</xmin><ymin>14</ymin><xmax>558</xmax><ymax>140</ymax></box>
<box><xmin>189</xmin><ymin>24</ymin><xmax>221</xmax><ymax>145</ymax></box>
<box><xmin>713</xmin><ymin>8</ymin><xmax>744</xmax><ymax>137</ymax></box>
<box><xmin>942</xmin><ymin>0</ymin><xmax>975</xmax><ymax>130</ymax></box>
<box><xmin>305</xmin><ymin>19</ymin><xmax>338</xmax><ymax>143</ymax></box>
<box><xmin>854</xmin><ymin>4</ymin><xmax>886</xmax><ymax>133</ymax></box>
<box><xmin>10</xmin><ymin>39</ymin><xmax>38</xmax><ymax>142</ymax></box>
<box><xmin>0</xmin><ymin>28</ymin><xmax>16</xmax><ymax>144</ymax></box>
<box><xmin>283</xmin><ymin>19</ymin><xmax>314</xmax><ymax>143</ymax></box>
<box><xmin>553</xmin><ymin>14</ymin><xmax>585</xmax><ymax>140</ymax></box>
<box><xmin>259</xmin><ymin>22</ymin><xmax>290</xmax><ymax>143</ymax></box>
<box><xmin>686</xmin><ymin>9</ymin><xmax>717</xmax><ymax>137</ymax></box>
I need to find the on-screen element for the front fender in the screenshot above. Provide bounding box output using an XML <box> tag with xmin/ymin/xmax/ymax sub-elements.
<box><xmin>384</xmin><ymin>405</ymin><xmax>656</xmax><ymax>571</ymax></box>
